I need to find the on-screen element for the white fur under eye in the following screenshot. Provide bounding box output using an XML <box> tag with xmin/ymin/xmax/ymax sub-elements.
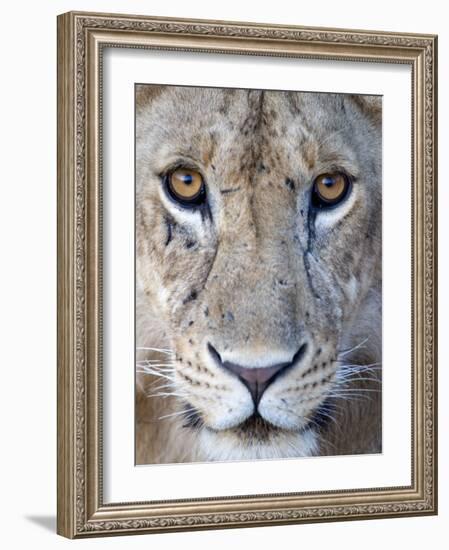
<box><xmin>158</xmin><ymin>183</ymin><xmax>207</xmax><ymax>237</ymax></box>
<box><xmin>314</xmin><ymin>183</ymin><xmax>358</xmax><ymax>230</ymax></box>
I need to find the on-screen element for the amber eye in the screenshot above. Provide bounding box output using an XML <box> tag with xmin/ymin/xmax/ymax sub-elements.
<box><xmin>166</xmin><ymin>168</ymin><xmax>206</xmax><ymax>206</ymax></box>
<box><xmin>311</xmin><ymin>172</ymin><xmax>351</xmax><ymax>208</ymax></box>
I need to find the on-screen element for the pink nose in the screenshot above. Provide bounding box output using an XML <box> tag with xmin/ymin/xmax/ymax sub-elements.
<box><xmin>208</xmin><ymin>343</ymin><xmax>307</xmax><ymax>405</ymax></box>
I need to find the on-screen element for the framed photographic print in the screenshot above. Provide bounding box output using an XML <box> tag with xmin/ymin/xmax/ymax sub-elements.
<box><xmin>57</xmin><ymin>11</ymin><xmax>438</xmax><ymax>538</ymax></box>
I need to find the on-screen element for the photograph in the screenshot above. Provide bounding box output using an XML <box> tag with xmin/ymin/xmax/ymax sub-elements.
<box><xmin>135</xmin><ymin>85</ymin><xmax>382</xmax><ymax>465</ymax></box>
<box><xmin>1</xmin><ymin>0</ymin><xmax>445</xmax><ymax>547</ymax></box>
<box><xmin>56</xmin><ymin>10</ymin><xmax>437</xmax><ymax>537</ymax></box>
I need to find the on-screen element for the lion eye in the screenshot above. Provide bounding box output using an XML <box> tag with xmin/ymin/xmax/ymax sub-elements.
<box><xmin>311</xmin><ymin>172</ymin><xmax>351</xmax><ymax>208</ymax></box>
<box><xmin>166</xmin><ymin>168</ymin><xmax>206</xmax><ymax>206</ymax></box>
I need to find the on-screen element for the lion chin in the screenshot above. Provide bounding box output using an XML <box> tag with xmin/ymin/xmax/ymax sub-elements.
<box><xmin>195</xmin><ymin>417</ymin><xmax>319</xmax><ymax>462</ymax></box>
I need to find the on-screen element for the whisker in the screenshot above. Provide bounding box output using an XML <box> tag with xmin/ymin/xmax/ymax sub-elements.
<box><xmin>319</xmin><ymin>400</ymin><xmax>346</xmax><ymax>415</ymax></box>
<box><xmin>337</xmin><ymin>362</ymin><xmax>381</xmax><ymax>369</ymax></box>
<box><xmin>308</xmin><ymin>412</ymin><xmax>343</xmax><ymax>442</ymax></box>
<box><xmin>181</xmin><ymin>410</ymin><xmax>204</xmax><ymax>428</ymax></box>
<box><xmin>137</xmin><ymin>347</ymin><xmax>174</xmax><ymax>355</ymax></box>
<box><xmin>332</xmin><ymin>387</ymin><xmax>381</xmax><ymax>393</ymax></box>
<box><xmin>325</xmin><ymin>394</ymin><xmax>374</xmax><ymax>404</ymax></box>
<box><xmin>312</xmin><ymin>407</ymin><xmax>340</xmax><ymax>429</ymax></box>
<box><xmin>302</xmin><ymin>415</ymin><xmax>320</xmax><ymax>430</ymax></box>
<box><xmin>145</xmin><ymin>380</ymin><xmax>176</xmax><ymax>392</ymax></box>
<box><xmin>136</xmin><ymin>362</ymin><xmax>175</xmax><ymax>369</ymax></box>
<box><xmin>336</xmin><ymin>375</ymin><xmax>382</xmax><ymax>384</ymax></box>
<box><xmin>159</xmin><ymin>407</ymin><xmax>197</xmax><ymax>420</ymax></box>
<box><xmin>337</xmin><ymin>367</ymin><xmax>382</xmax><ymax>376</ymax></box>
<box><xmin>324</xmin><ymin>394</ymin><xmax>367</xmax><ymax>403</ymax></box>
<box><xmin>147</xmin><ymin>391</ymin><xmax>187</xmax><ymax>399</ymax></box>
<box><xmin>136</xmin><ymin>365</ymin><xmax>173</xmax><ymax>374</ymax></box>
<box><xmin>136</xmin><ymin>368</ymin><xmax>174</xmax><ymax>382</ymax></box>
<box><xmin>136</xmin><ymin>362</ymin><xmax>173</xmax><ymax>369</ymax></box>
<box><xmin>338</xmin><ymin>337</ymin><xmax>369</xmax><ymax>357</ymax></box>
<box><xmin>137</xmin><ymin>369</ymin><xmax>175</xmax><ymax>376</ymax></box>
<box><xmin>337</xmin><ymin>374</ymin><xmax>376</xmax><ymax>380</ymax></box>
<box><xmin>137</xmin><ymin>357</ymin><xmax>176</xmax><ymax>363</ymax></box>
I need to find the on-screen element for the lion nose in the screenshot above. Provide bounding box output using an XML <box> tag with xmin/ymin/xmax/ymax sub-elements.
<box><xmin>207</xmin><ymin>343</ymin><xmax>307</xmax><ymax>405</ymax></box>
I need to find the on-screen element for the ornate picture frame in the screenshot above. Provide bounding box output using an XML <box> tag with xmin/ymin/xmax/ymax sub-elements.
<box><xmin>57</xmin><ymin>11</ymin><xmax>437</xmax><ymax>538</ymax></box>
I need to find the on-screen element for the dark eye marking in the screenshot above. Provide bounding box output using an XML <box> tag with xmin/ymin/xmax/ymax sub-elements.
<box><xmin>163</xmin><ymin>215</ymin><xmax>197</xmax><ymax>248</ymax></box>
<box><xmin>164</xmin><ymin>216</ymin><xmax>175</xmax><ymax>246</ymax></box>
<box><xmin>220</xmin><ymin>187</ymin><xmax>241</xmax><ymax>195</ymax></box>
<box><xmin>183</xmin><ymin>289</ymin><xmax>198</xmax><ymax>305</ymax></box>
<box><xmin>285</xmin><ymin>177</ymin><xmax>295</xmax><ymax>190</ymax></box>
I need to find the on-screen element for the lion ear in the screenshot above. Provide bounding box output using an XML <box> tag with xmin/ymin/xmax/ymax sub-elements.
<box><xmin>135</xmin><ymin>84</ymin><xmax>166</xmax><ymax>110</ymax></box>
<box><xmin>349</xmin><ymin>95</ymin><xmax>382</xmax><ymax>126</ymax></box>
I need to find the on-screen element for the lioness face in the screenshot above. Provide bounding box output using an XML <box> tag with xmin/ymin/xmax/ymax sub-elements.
<box><xmin>136</xmin><ymin>86</ymin><xmax>381</xmax><ymax>459</ymax></box>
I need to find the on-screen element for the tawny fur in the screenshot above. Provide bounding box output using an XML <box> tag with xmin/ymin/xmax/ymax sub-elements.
<box><xmin>135</xmin><ymin>86</ymin><xmax>382</xmax><ymax>464</ymax></box>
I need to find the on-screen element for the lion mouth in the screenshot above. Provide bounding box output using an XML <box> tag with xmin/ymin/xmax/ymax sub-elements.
<box><xmin>182</xmin><ymin>404</ymin><xmax>313</xmax><ymax>441</ymax></box>
<box><xmin>180</xmin><ymin>404</ymin><xmax>280</xmax><ymax>436</ymax></box>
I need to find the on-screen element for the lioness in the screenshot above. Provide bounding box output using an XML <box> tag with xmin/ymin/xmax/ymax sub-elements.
<box><xmin>135</xmin><ymin>85</ymin><xmax>382</xmax><ymax>463</ymax></box>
